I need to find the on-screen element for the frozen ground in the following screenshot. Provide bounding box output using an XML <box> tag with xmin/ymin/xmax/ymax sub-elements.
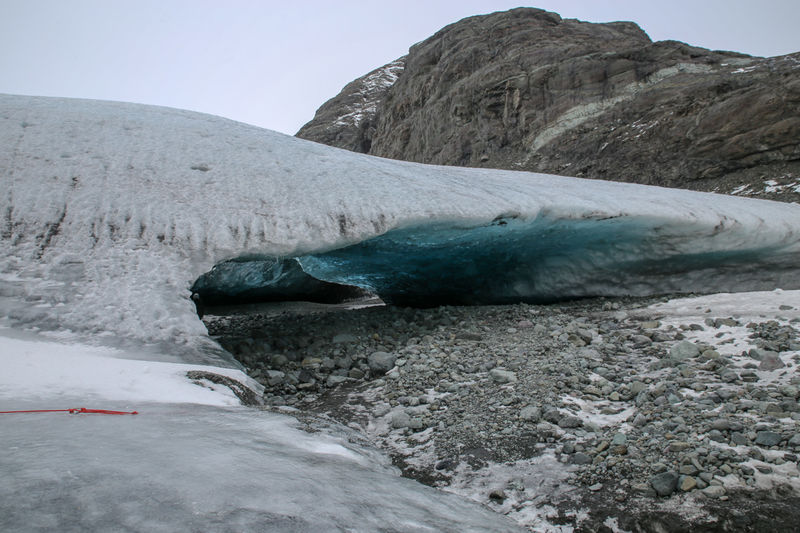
<box><xmin>0</xmin><ymin>327</ymin><xmax>522</xmax><ymax>532</ymax></box>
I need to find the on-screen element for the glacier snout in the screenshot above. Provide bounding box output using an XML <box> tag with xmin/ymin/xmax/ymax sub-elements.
<box><xmin>2</xmin><ymin>94</ymin><xmax>800</xmax><ymax>355</ymax></box>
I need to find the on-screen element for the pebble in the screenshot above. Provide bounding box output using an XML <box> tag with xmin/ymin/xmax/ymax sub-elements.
<box><xmin>630</xmin><ymin>381</ymin><xmax>647</xmax><ymax>395</ymax></box>
<box><xmin>559</xmin><ymin>416</ymin><xmax>583</xmax><ymax>429</ymax></box>
<box><xmin>489</xmin><ymin>368</ymin><xmax>517</xmax><ymax>384</ymax></box>
<box><xmin>711</xmin><ymin>419</ymin><xmax>731</xmax><ymax>431</ymax></box>
<box><xmin>519</xmin><ymin>405</ymin><xmax>541</xmax><ymax>421</ymax></box>
<box><xmin>391</xmin><ymin>411</ymin><xmax>412</xmax><ymax>429</ymax></box>
<box><xmin>326</xmin><ymin>375</ymin><xmax>349</xmax><ymax>387</ymax></box>
<box><xmin>668</xmin><ymin>441</ymin><xmax>691</xmax><ymax>452</ymax></box>
<box><xmin>702</xmin><ymin>485</ymin><xmax>727</xmax><ymax>498</ymax></box>
<box><xmin>758</xmin><ymin>352</ymin><xmax>786</xmax><ymax>371</ymax></box>
<box><xmin>265</xmin><ymin>370</ymin><xmax>285</xmax><ymax>386</ymax></box>
<box><xmin>611</xmin><ymin>433</ymin><xmax>627</xmax><ymax>446</ymax></box>
<box><xmin>489</xmin><ymin>489</ymin><xmax>507</xmax><ymax>501</ymax></box>
<box><xmin>680</xmin><ymin>476</ymin><xmax>698</xmax><ymax>492</ymax></box>
<box><xmin>572</xmin><ymin>453</ymin><xmax>593</xmax><ymax>465</ymax></box>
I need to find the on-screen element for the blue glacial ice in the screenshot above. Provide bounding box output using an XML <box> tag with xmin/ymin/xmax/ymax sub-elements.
<box><xmin>207</xmin><ymin>213</ymin><xmax>800</xmax><ymax>308</ymax></box>
<box><xmin>296</xmin><ymin>213</ymin><xmax>799</xmax><ymax>306</ymax></box>
<box><xmin>191</xmin><ymin>257</ymin><xmax>367</xmax><ymax>305</ymax></box>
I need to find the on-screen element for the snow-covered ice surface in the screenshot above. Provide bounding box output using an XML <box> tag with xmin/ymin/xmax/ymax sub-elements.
<box><xmin>0</xmin><ymin>328</ymin><xmax>259</xmax><ymax>405</ymax></box>
<box><xmin>643</xmin><ymin>289</ymin><xmax>800</xmax><ymax>396</ymax></box>
<box><xmin>0</xmin><ymin>327</ymin><xmax>521</xmax><ymax>532</ymax></box>
<box><xmin>647</xmin><ymin>289</ymin><xmax>800</xmax><ymax>323</ymax></box>
<box><xmin>645</xmin><ymin>289</ymin><xmax>800</xmax><ymax>359</ymax></box>
<box><xmin>444</xmin><ymin>452</ymin><xmax>577</xmax><ymax>532</ymax></box>
<box><xmin>635</xmin><ymin>289</ymin><xmax>800</xmax><ymax>499</ymax></box>
<box><xmin>0</xmin><ymin>402</ymin><xmax>521</xmax><ymax>532</ymax></box>
<box><xmin>3</xmin><ymin>94</ymin><xmax>800</xmax><ymax>356</ymax></box>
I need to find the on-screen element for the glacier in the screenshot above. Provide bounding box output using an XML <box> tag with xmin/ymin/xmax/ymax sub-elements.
<box><xmin>2</xmin><ymin>93</ymin><xmax>800</xmax><ymax>356</ymax></box>
<box><xmin>2</xmin><ymin>94</ymin><xmax>800</xmax><ymax>531</ymax></box>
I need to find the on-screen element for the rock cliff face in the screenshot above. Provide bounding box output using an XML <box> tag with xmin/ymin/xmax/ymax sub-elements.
<box><xmin>297</xmin><ymin>58</ymin><xmax>404</xmax><ymax>153</ymax></box>
<box><xmin>297</xmin><ymin>8</ymin><xmax>800</xmax><ymax>202</ymax></box>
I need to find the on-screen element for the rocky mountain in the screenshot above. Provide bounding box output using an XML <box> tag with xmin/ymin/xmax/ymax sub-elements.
<box><xmin>297</xmin><ymin>58</ymin><xmax>404</xmax><ymax>153</ymax></box>
<box><xmin>297</xmin><ymin>8</ymin><xmax>800</xmax><ymax>203</ymax></box>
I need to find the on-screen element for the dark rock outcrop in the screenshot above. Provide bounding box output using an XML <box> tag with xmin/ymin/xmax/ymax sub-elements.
<box><xmin>297</xmin><ymin>58</ymin><xmax>404</xmax><ymax>153</ymax></box>
<box><xmin>297</xmin><ymin>8</ymin><xmax>800</xmax><ymax>202</ymax></box>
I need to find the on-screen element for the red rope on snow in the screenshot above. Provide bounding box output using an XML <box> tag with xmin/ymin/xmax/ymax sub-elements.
<box><xmin>0</xmin><ymin>407</ymin><xmax>138</xmax><ymax>415</ymax></box>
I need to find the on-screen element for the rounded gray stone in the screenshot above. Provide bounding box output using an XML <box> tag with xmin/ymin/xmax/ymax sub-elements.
<box><xmin>558</xmin><ymin>415</ymin><xmax>583</xmax><ymax>429</ymax></box>
<box><xmin>489</xmin><ymin>368</ymin><xmax>517</xmax><ymax>384</ymax></box>
<box><xmin>669</xmin><ymin>341</ymin><xmax>700</xmax><ymax>361</ymax></box>
<box><xmin>611</xmin><ymin>433</ymin><xmax>627</xmax><ymax>446</ymax></box>
<box><xmin>571</xmin><ymin>452</ymin><xmax>593</xmax><ymax>465</ymax></box>
<box><xmin>391</xmin><ymin>411</ymin><xmax>412</xmax><ymax>429</ymax></box>
<box><xmin>758</xmin><ymin>352</ymin><xmax>786</xmax><ymax>371</ymax></box>
<box><xmin>650</xmin><ymin>471</ymin><xmax>679</xmax><ymax>496</ymax></box>
<box><xmin>519</xmin><ymin>405</ymin><xmax>541</xmax><ymax>421</ymax></box>
<box><xmin>368</xmin><ymin>351</ymin><xmax>397</xmax><ymax>374</ymax></box>
<box><xmin>755</xmin><ymin>430</ymin><xmax>783</xmax><ymax>447</ymax></box>
<box><xmin>703</xmin><ymin>485</ymin><xmax>727</xmax><ymax>498</ymax></box>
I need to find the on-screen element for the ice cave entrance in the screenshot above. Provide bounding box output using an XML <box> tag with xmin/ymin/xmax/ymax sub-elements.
<box><xmin>191</xmin><ymin>213</ymin><xmax>800</xmax><ymax>315</ymax></box>
<box><xmin>191</xmin><ymin>256</ymin><xmax>377</xmax><ymax>316</ymax></box>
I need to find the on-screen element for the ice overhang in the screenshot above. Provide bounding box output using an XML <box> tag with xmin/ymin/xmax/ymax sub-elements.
<box><xmin>192</xmin><ymin>214</ymin><xmax>800</xmax><ymax>308</ymax></box>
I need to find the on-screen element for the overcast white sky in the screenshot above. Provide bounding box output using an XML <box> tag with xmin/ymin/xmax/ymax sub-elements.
<box><xmin>1</xmin><ymin>1</ymin><xmax>798</xmax><ymax>135</ymax></box>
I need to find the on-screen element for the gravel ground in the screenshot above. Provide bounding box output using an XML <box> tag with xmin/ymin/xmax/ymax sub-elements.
<box><xmin>204</xmin><ymin>291</ymin><xmax>800</xmax><ymax>532</ymax></box>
